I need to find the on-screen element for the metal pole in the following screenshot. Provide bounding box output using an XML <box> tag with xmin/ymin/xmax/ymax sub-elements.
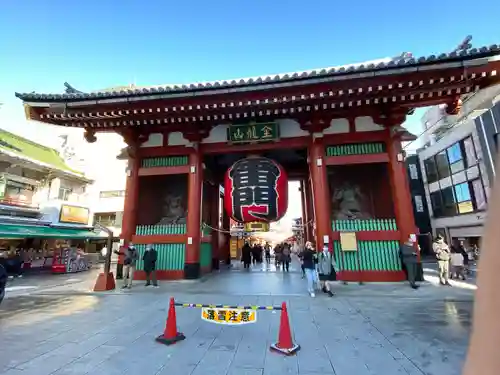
<box><xmin>94</xmin><ymin>223</ymin><xmax>114</xmax><ymax>275</ymax></box>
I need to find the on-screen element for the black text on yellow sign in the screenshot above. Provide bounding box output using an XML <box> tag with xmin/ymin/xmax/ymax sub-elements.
<box><xmin>201</xmin><ymin>308</ymin><xmax>257</xmax><ymax>325</ymax></box>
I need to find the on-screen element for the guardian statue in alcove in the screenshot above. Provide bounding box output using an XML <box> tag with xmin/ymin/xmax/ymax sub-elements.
<box><xmin>332</xmin><ymin>182</ymin><xmax>372</xmax><ymax>220</ymax></box>
<box><xmin>156</xmin><ymin>192</ymin><xmax>187</xmax><ymax>225</ymax></box>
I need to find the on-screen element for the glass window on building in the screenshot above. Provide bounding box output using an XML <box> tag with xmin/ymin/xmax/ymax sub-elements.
<box><xmin>435</xmin><ymin>151</ymin><xmax>450</xmax><ymax>179</ymax></box>
<box><xmin>424</xmin><ymin>157</ymin><xmax>439</xmax><ymax>183</ymax></box>
<box><xmin>471</xmin><ymin>179</ymin><xmax>487</xmax><ymax>210</ymax></box>
<box><xmin>430</xmin><ymin>191</ymin><xmax>443</xmax><ymax>217</ymax></box>
<box><xmin>441</xmin><ymin>186</ymin><xmax>457</xmax><ymax>216</ymax></box>
<box><xmin>94</xmin><ymin>212</ymin><xmax>117</xmax><ymax>227</ymax></box>
<box><xmin>454</xmin><ymin>182</ymin><xmax>473</xmax><ymax>214</ymax></box>
<box><xmin>447</xmin><ymin>143</ymin><xmax>465</xmax><ymax>174</ymax></box>
<box><xmin>99</xmin><ymin>190</ymin><xmax>125</xmax><ymax>199</ymax></box>
<box><xmin>463</xmin><ymin>137</ymin><xmax>477</xmax><ymax>167</ymax></box>
<box><xmin>447</xmin><ymin>143</ymin><xmax>462</xmax><ymax>164</ymax></box>
<box><xmin>58</xmin><ymin>187</ymin><xmax>73</xmax><ymax>201</ymax></box>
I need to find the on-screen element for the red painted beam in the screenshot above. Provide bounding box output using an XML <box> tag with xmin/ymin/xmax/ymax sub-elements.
<box><xmin>200</xmin><ymin>136</ymin><xmax>309</xmax><ymax>154</ymax></box>
<box><xmin>140</xmin><ymin>146</ymin><xmax>191</xmax><ymax>158</ymax></box>
<box><xmin>134</xmin><ymin>270</ymin><xmax>184</xmax><ymax>280</ymax></box>
<box><xmin>322</xmin><ymin>131</ymin><xmax>387</xmax><ymax>145</ymax></box>
<box><xmin>332</xmin><ymin>231</ymin><xmax>401</xmax><ymax>241</ymax></box>
<box><xmin>338</xmin><ymin>270</ymin><xmax>406</xmax><ymax>282</ymax></box>
<box><xmin>138</xmin><ymin>165</ymin><xmax>189</xmax><ymax>176</ymax></box>
<box><xmin>325</xmin><ymin>153</ymin><xmax>389</xmax><ymax>166</ymax></box>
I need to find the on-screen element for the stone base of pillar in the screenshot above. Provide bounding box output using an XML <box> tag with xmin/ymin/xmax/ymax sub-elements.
<box><xmin>116</xmin><ymin>263</ymin><xmax>123</xmax><ymax>279</ymax></box>
<box><xmin>212</xmin><ymin>258</ymin><xmax>220</xmax><ymax>270</ymax></box>
<box><xmin>184</xmin><ymin>262</ymin><xmax>201</xmax><ymax>279</ymax></box>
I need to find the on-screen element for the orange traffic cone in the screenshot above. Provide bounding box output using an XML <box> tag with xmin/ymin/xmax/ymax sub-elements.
<box><xmin>270</xmin><ymin>302</ymin><xmax>300</xmax><ymax>355</ymax></box>
<box><xmin>156</xmin><ymin>297</ymin><xmax>186</xmax><ymax>346</ymax></box>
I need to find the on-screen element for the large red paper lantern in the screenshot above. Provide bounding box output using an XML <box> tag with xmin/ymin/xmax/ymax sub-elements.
<box><xmin>224</xmin><ymin>157</ymin><xmax>288</xmax><ymax>223</ymax></box>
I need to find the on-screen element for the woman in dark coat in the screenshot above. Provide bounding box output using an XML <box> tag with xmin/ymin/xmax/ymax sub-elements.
<box><xmin>143</xmin><ymin>245</ymin><xmax>158</xmax><ymax>287</ymax></box>
<box><xmin>241</xmin><ymin>242</ymin><xmax>252</xmax><ymax>269</ymax></box>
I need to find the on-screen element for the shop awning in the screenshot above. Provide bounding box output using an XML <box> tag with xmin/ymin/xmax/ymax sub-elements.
<box><xmin>0</xmin><ymin>223</ymin><xmax>108</xmax><ymax>239</ymax></box>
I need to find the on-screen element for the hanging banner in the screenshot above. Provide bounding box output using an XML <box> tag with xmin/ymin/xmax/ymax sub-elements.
<box><xmin>201</xmin><ymin>307</ymin><xmax>257</xmax><ymax>325</ymax></box>
<box><xmin>224</xmin><ymin>157</ymin><xmax>288</xmax><ymax>223</ymax></box>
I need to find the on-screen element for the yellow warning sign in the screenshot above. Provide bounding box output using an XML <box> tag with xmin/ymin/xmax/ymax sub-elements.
<box><xmin>201</xmin><ymin>307</ymin><xmax>257</xmax><ymax>325</ymax></box>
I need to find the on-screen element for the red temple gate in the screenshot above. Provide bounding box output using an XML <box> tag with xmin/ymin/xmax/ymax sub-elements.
<box><xmin>16</xmin><ymin>44</ymin><xmax>500</xmax><ymax>282</ymax></box>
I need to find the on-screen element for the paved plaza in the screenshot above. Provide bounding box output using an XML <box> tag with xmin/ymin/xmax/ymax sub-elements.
<box><xmin>0</xmin><ymin>262</ymin><xmax>474</xmax><ymax>375</ymax></box>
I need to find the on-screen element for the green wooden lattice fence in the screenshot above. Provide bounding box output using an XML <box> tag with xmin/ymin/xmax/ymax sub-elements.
<box><xmin>332</xmin><ymin>219</ymin><xmax>397</xmax><ymax>231</ymax></box>
<box><xmin>334</xmin><ymin>240</ymin><xmax>402</xmax><ymax>272</ymax></box>
<box><xmin>135</xmin><ymin>243</ymin><xmax>185</xmax><ymax>271</ymax></box>
<box><xmin>135</xmin><ymin>225</ymin><xmax>212</xmax><ymax>236</ymax></box>
<box><xmin>326</xmin><ymin>142</ymin><xmax>385</xmax><ymax>157</ymax></box>
<box><xmin>141</xmin><ymin>156</ymin><xmax>188</xmax><ymax>168</ymax></box>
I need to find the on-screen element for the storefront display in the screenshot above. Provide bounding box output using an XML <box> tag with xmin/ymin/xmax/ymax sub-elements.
<box><xmin>52</xmin><ymin>247</ymin><xmax>90</xmax><ymax>274</ymax></box>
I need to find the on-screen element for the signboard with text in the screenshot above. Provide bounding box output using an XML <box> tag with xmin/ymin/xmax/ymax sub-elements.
<box><xmin>228</xmin><ymin>122</ymin><xmax>279</xmax><ymax>144</ymax></box>
<box><xmin>201</xmin><ymin>307</ymin><xmax>257</xmax><ymax>325</ymax></box>
<box><xmin>59</xmin><ymin>205</ymin><xmax>90</xmax><ymax>225</ymax></box>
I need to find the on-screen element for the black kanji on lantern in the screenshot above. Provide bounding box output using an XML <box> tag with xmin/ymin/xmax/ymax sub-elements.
<box><xmin>229</xmin><ymin>158</ymin><xmax>281</xmax><ymax>222</ymax></box>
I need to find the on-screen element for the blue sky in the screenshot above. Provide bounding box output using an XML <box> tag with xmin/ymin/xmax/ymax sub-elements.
<box><xmin>0</xmin><ymin>0</ymin><xmax>499</xmax><ymax>146</ymax></box>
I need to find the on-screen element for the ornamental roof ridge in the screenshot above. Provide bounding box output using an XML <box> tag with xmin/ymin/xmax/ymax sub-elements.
<box><xmin>14</xmin><ymin>44</ymin><xmax>500</xmax><ymax>102</ymax></box>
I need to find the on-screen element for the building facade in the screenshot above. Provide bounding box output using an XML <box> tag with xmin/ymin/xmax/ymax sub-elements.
<box><xmin>54</xmin><ymin>131</ymin><xmax>128</xmax><ymax>237</ymax></box>
<box><xmin>417</xmin><ymin>88</ymin><xmax>500</xmax><ymax>246</ymax></box>
<box><xmin>0</xmin><ymin>128</ymin><xmax>92</xmax><ymax>226</ymax></box>
<box><xmin>16</xmin><ymin>44</ymin><xmax>500</xmax><ymax>282</ymax></box>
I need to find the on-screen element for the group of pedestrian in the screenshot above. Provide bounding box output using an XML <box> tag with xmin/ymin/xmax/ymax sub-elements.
<box><xmin>115</xmin><ymin>243</ymin><xmax>158</xmax><ymax>289</ymax></box>
<box><xmin>298</xmin><ymin>241</ymin><xmax>337</xmax><ymax>298</ymax></box>
<box><xmin>274</xmin><ymin>242</ymin><xmax>292</xmax><ymax>272</ymax></box>
<box><xmin>432</xmin><ymin>236</ymin><xmax>478</xmax><ymax>285</ymax></box>
<box><xmin>241</xmin><ymin>242</ymin><xmax>265</xmax><ymax>268</ymax></box>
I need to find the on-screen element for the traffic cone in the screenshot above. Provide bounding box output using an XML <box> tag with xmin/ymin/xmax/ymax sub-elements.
<box><xmin>155</xmin><ymin>297</ymin><xmax>186</xmax><ymax>346</ymax></box>
<box><xmin>270</xmin><ymin>302</ymin><xmax>300</xmax><ymax>355</ymax></box>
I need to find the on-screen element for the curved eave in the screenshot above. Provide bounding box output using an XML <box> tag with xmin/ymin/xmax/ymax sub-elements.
<box><xmin>0</xmin><ymin>148</ymin><xmax>92</xmax><ymax>183</ymax></box>
<box><xmin>15</xmin><ymin>45</ymin><xmax>500</xmax><ymax>104</ymax></box>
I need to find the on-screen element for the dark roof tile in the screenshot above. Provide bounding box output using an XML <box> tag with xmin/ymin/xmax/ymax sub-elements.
<box><xmin>15</xmin><ymin>44</ymin><xmax>500</xmax><ymax>102</ymax></box>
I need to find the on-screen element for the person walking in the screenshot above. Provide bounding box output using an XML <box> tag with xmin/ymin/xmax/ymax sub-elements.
<box><xmin>281</xmin><ymin>243</ymin><xmax>291</xmax><ymax>272</ymax></box>
<box><xmin>264</xmin><ymin>242</ymin><xmax>271</xmax><ymax>264</ymax></box>
<box><xmin>399</xmin><ymin>237</ymin><xmax>420</xmax><ymax>289</ymax></box>
<box><xmin>317</xmin><ymin>245</ymin><xmax>337</xmax><ymax>297</ymax></box>
<box><xmin>115</xmin><ymin>243</ymin><xmax>139</xmax><ymax>289</ymax></box>
<box><xmin>143</xmin><ymin>245</ymin><xmax>158</xmax><ymax>287</ymax></box>
<box><xmin>301</xmin><ymin>241</ymin><xmax>319</xmax><ymax>297</ymax></box>
<box><xmin>241</xmin><ymin>242</ymin><xmax>252</xmax><ymax>269</ymax></box>
<box><xmin>433</xmin><ymin>235</ymin><xmax>451</xmax><ymax>286</ymax></box>
<box><xmin>450</xmin><ymin>246</ymin><xmax>466</xmax><ymax>280</ymax></box>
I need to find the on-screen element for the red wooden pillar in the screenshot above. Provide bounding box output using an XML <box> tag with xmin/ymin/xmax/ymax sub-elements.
<box><xmin>304</xmin><ymin>177</ymin><xmax>314</xmax><ymax>243</ymax></box>
<box><xmin>309</xmin><ymin>139</ymin><xmax>332</xmax><ymax>251</ymax></box>
<box><xmin>210</xmin><ymin>183</ymin><xmax>220</xmax><ymax>270</ymax></box>
<box><xmin>221</xmin><ymin>196</ymin><xmax>231</xmax><ymax>264</ymax></box>
<box><xmin>386</xmin><ymin>134</ymin><xmax>417</xmax><ymax>244</ymax></box>
<box><xmin>300</xmin><ymin>180</ymin><xmax>307</xmax><ymax>243</ymax></box>
<box><xmin>117</xmin><ymin>156</ymin><xmax>140</xmax><ymax>278</ymax></box>
<box><xmin>185</xmin><ymin>151</ymin><xmax>203</xmax><ymax>279</ymax></box>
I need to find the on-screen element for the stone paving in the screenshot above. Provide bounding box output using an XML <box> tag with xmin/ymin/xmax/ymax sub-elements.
<box><xmin>0</xmin><ymin>262</ymin><xmax>474</xmax><ymax>375</ymax></box>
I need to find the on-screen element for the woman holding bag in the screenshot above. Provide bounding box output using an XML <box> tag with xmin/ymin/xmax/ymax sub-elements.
<box><xmin>318</xmin><ymin>245</ymin><xmax>337</xmax><ymax>297</ymax></box>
